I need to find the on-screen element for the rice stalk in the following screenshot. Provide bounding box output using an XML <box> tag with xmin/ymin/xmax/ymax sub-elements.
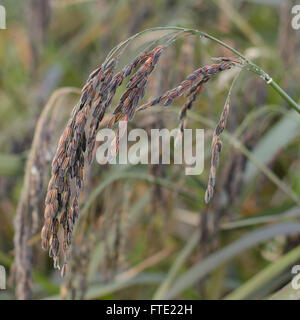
<box><xmin>42</xmin><ymin>43</ymin><xmax>167</xmax><ymax>272</ymax></box>
<box><xmin>205</xmin><ymin>68</ymin><xmax>242</xmax><ymax>203</ymax></box>
<box><xmin>42</xmin><ymin>27</ymin><xmax>300</xmax><ymax>275</ymax></box>
<box><xmin>14</xmin><ymin>88</ymin><xmax>79</xmax><ymax>299</ymax></box>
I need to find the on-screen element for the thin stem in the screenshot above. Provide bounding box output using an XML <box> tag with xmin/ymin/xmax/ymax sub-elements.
<box><xmin>153</xmin><ymin>230</ymin><xmax>200</xmax><ymax>300</ymax></box>
<box><xmin>269</xmin><ymin>80</ymin><xmax>300</xmax><ymax>114</ymax></box>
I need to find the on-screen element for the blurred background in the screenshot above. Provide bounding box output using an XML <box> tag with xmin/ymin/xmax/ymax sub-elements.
<box><xmin>0</xmin><ymin>0</ymin><xmax>300</xmax><ymax>300</ymax></box>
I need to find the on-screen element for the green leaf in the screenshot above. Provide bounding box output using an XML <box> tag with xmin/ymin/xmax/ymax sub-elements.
<box><xmin>163</xmin><ymin>222</ymin><xmax>300</xmax><ymax>299</ymax></box>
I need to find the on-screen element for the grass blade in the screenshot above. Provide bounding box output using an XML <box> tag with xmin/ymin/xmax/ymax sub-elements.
<box><xmin>163</xmin><ymin>222</ymin><xmax>300</xmax><ymax>299</ymax></box>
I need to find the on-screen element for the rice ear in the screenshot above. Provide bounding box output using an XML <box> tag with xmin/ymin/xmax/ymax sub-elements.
<box><xmin>41</xmin><ymin>46</ymin><xmax>165</xmax><ymax>273</ymax></box>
